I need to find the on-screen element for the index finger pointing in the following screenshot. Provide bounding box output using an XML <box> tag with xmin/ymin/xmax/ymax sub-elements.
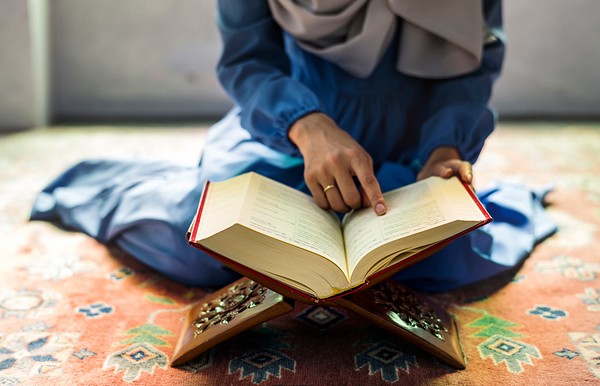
<box><xmin>356</xmin><ymin>171</ymin><xmax>386</xmax><ymax>215</ymax></box>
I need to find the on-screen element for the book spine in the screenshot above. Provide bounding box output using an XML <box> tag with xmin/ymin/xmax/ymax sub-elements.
<box><xmin>462</xmin><ymin>181</ymin><xmax>492</xmax><ymax>221</ymax></box>
<box><xmin>188</xmin><ymin>180</ymin><xmax>211</xmax><ymax>242</ymax></box>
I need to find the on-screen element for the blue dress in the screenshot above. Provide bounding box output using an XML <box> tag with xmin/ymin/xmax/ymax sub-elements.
<box><xmin>30</xmin><ymin>0</ymin><xmax>556</xmax><ymax>292</ymax></box>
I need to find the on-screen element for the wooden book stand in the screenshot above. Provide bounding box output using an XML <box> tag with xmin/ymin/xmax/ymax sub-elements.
<box><xmin>171</xmin><ymin>277</ymin><xmax>465</xmax><ymax>369</ymax></box>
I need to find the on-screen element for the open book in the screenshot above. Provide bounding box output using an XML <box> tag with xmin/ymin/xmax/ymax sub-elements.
<box><xmin>187</xmin><ymin>172</ymin><xmax>491</xmax><ymax>301</ymax></box>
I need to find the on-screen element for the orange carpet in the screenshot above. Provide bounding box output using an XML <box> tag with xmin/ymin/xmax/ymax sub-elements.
<box><xmin>1</xmin><ymin>122</ymin><xmax>599</xmax><ymax>385</ymax></box>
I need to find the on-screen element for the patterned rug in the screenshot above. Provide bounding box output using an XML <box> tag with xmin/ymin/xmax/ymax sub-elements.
<box><xmin>0</xmin><ymin>122</ymin><xmax>599</xmax><ymax>385</ymax></box>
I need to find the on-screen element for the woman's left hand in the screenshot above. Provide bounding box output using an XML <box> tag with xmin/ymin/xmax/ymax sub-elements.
<box><xmin>417</xmin><ymin>147</ymin><xmax>473</xmax><ymax>184</ymax></box>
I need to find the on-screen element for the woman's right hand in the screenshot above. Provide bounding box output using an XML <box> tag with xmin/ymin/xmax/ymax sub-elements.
<box><xmin>288</xmin><ymin>112</ymin><xmax>387</xmax><ymax>216</ymax></box>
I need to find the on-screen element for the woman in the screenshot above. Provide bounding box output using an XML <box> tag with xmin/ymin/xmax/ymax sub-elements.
<box><xmin>31</xmin><ymin>0</ymin><xmax>555</xmax><ymax>292</ymax></box>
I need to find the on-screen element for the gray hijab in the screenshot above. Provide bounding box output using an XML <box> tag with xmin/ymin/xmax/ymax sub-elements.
<box><xmin>268</xmin><ymin>0</ymin><xmax>485</xmax><ymax>79</ymax></box>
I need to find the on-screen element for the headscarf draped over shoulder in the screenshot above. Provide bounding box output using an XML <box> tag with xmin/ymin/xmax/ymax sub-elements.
<box><xmin>268</xmin><ymin>0</ymin><xmax>486</xmax><ymax>79</ymax></box>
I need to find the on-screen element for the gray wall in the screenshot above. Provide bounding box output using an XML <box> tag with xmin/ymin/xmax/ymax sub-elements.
<box><xmin>50</xmin><ymin>0</ymin><xmax>229</xmax><ymax>121</ymax></box>
<box><xmin>1</xmin><ymin>0</ymin><xmax>599</xmax><ymax>129</ymax></box>
<box><xmin>491</xmin><ymin>0</ymin><xmax>600</xmax><ymax>117</ymax></box>
<box><xmin>0</xmin><ymin>0</ymin><xmax>37</xmax><ymax>129</ymax></box>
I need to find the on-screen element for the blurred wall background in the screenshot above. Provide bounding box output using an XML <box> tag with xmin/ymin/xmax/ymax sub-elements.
<box><xmin>1</xmin><ymin>0</ymin><xmax>599</xmax><ymax>131</ymax></box>
<box><xmin>1</xmin><ymin>0</ymin><xmax>38</xmax><ymax>129</ymax></box>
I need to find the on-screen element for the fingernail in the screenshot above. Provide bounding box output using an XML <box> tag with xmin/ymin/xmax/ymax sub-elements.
<box><xmin>376</xmin><ymin>203</ymin><xmax>386</xmax><ymax>215</ymax></box>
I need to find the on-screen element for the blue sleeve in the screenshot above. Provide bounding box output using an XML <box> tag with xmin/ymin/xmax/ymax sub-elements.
<box><xmin>216</xmin><ymin>0</ymin><xmax>324</xmax><ymax>157</ymax></box>
<box><xmin>416</xmin><ymin>0</ymin><xmax>506</xmax><ymax>166</ymax></box>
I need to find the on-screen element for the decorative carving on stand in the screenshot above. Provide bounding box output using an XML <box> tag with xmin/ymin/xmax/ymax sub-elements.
<box><xmin>172</xmin><ymin>278</ymin><xmax>294</xmax><ymax>366</ymax></box>
<box><xmin>173</xmin><ymin>277</ymin><xmax>465</xmax><ymax>369</ymax></box>
<box><xmin>192</xmin><ymin>280</ymin><xmax>267</xmax><ymax>337</ymax></box>
<box><xmin>372</xmin><ymin>281</ymin><xmax>448</xmax><ymax>341</ymax></box>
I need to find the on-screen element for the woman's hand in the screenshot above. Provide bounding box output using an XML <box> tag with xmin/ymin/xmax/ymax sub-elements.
<box><xmin>417</xmin><ymin>147</ymin><xmax>473</xmax><ymax>184</ymax></box>
<box><xmin>289</xmin><ymin>112</ymin><xmax>387</xmax><ymax>215</ymax></box>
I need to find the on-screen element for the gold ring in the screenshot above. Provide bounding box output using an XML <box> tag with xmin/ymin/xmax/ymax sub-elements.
<box><xmin>323</xmin><ymin>184</ymin><xmax>336</xmax><ymax>193</ymax></box>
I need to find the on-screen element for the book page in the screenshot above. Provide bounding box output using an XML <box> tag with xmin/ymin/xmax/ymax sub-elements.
<box><xmin>239</xmin><ymin>174</ymin><xmax>348</xmax><ymax>275</ymax></box>
<box><xmin>195</xmin><ymin>173</ymin><xmax>251</xmax><ymax>239</ymax></box>
<box><xmin>342</xmin><ymin>177</ymin><xmax>483</xmax><ymax>274</ymax></box>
